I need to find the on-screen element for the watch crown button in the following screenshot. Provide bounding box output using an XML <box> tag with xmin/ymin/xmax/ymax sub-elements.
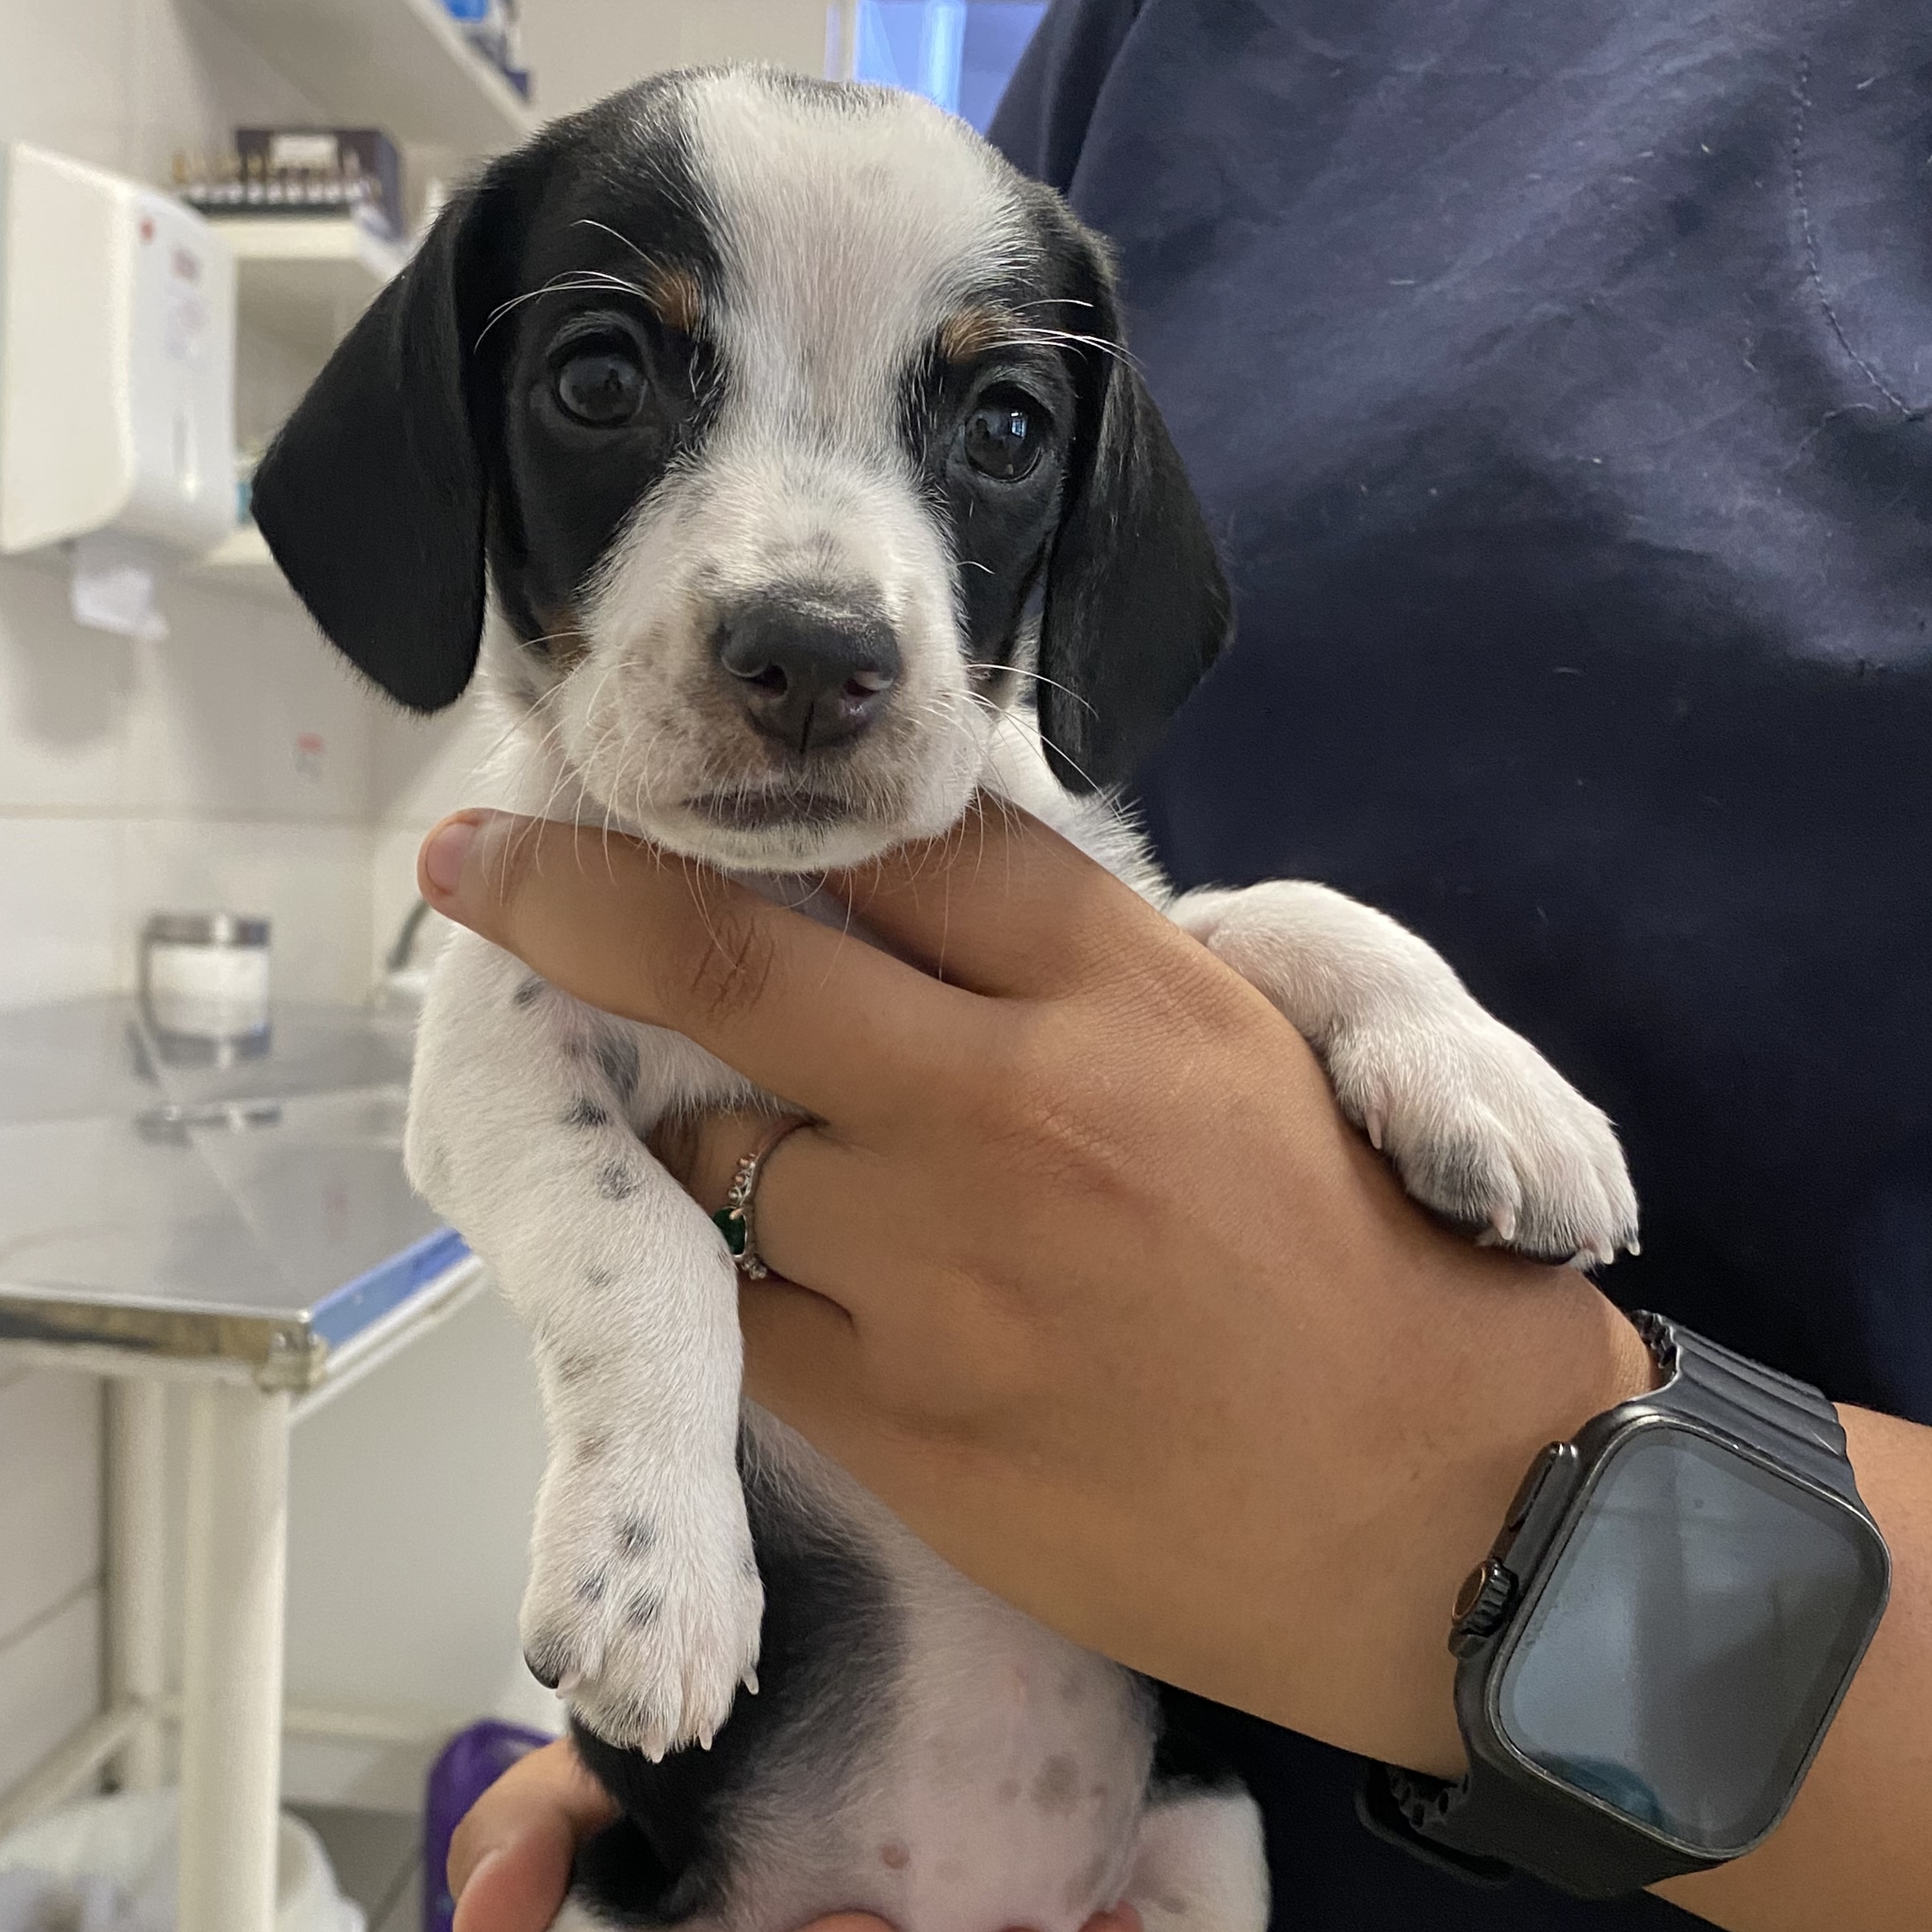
<box><xmin>1450</xmin><ymin>1557</ymin><xmax>1517</xmax><ymax>1648</ymax></box>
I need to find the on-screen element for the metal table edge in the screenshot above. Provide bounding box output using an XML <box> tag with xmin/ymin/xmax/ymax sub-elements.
<box><xmin>0</xmin><ymin>1226</ymin><xmax>474</xmax><ymax>1391</ymax></box>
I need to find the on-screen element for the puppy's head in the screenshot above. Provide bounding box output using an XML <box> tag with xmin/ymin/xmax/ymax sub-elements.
<box><xmin>255</xmin><ymin>68</ymin><xmax>1228</xmax><ymax>869</ymax></box>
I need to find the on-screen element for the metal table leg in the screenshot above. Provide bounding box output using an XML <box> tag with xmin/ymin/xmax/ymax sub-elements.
<box><xmin>106</xmin><ymin>1378</ymin><xmax>168</xmax><ymax>1791</ymax></box>
<box><xmin>178</xmin><ymin>1380</ymin><xmax>292</xmax><ymax>1932</ymax></box>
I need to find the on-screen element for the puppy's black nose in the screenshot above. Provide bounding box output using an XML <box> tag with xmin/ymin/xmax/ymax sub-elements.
<box><xmin>714</xmin><ymin>598</ymin><xmax>901</xmax><ymax>755</ymax></box>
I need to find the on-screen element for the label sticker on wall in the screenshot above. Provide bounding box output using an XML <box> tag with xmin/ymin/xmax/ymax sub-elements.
<box><xmin>70</xmin><ymin>530</ymin><xmax>167</xmax><ymax>642</ymax></box>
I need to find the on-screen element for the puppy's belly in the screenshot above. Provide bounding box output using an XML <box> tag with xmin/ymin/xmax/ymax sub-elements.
<box><xmin>851</xmin><ymin>1557</ymin><xmax>1153</xmax><ymax>1932</ymax></box>
<box><xmin>723</xmin><ymin>1418</ymin><xmax>1156</xmax><ymax>1932</ymax></box>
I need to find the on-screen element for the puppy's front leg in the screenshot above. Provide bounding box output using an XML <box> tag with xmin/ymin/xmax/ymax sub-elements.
<box><xmin>1173</xmin><ymin>883</ymin><xmax>1639</xmax><ymax>1264</ymax></box>
<box><xmin>408</xmin><ymin>932</ymin><xmax>761</xmax><ymax>1758</ymax></box>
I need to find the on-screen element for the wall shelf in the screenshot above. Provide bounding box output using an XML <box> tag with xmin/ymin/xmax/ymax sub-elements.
<box><xmin>200</xmin><ymin>0</ymin><xmax>536</xmax><ymax>157</ymax></box>
<box><xmin>224</xmin><ymin>216</ymin><xmax>410</xmax><ymax>361</ymax></box>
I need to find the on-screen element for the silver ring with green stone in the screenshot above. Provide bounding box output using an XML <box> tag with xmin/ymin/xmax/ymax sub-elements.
<box><xmin>710</xmin><ymin>1117</ymin><xmax>807</xmax><ymax>1279</ymax></box>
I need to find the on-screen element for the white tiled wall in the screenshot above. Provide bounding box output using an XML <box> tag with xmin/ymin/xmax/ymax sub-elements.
<box><xmin>0</xmin><ymin>562</ymin><xmax>385</xmax><ymax>1011</ymax></box>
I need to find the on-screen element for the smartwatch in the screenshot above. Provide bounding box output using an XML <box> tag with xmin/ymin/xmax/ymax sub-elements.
<box><xmin>1359</xmin><ymin>1311</ymin><xmax>1890</xmax><ymax>1898</ymax></box>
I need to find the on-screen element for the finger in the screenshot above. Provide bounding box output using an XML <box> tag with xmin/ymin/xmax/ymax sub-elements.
<box><xmin>647</xmin><ymin>1105</ymin><xmax>811</xmax><ymax>1216</ymax></box>
<box><xmin>450</xmin><ymin>1831</ymin><xmax>573</xmax><ymax>1932</ymax></box>
<box><xmin>660</xmin><ymin>1109</ymin><xmax>909</xmax><ymax>1331</ymax></box>
<box><xmin>823</xmin><ymin>794</ymin><xmax>1172</xmax><ymax>998</ymax></box>
<box><xmin>738</xmin><ymin>1271</ymin><xmax>870</xmax><ymax>1437</ymax></box>
<box><xmin>703</xmin><ymin>1113</ymin><xmax>897</xmax><ymax>1300</ymax></box>
<box><xmin>419</xmin><ymin>811</ymin><xmax>989</xmax><ymax>1125</ymax></box>
<box><xmin>449</xmin><ymin>1738</ymin><xmax>616</xmax><ymax>1932</ymax></box>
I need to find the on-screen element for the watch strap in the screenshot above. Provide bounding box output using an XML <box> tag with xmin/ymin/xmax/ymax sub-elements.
<box><xmin>1363</xmin><ymin>1748</ymin><xmax>1712</xmax><ymax>1898</ymax></box>
<box><xmin>1628</xmin><ymin>1310</ymin><xmax>1859</xmax><ymax>1505</ymax></box>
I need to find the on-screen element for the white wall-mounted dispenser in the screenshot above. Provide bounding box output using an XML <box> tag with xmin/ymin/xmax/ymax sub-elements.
<box><xmin>0</xmin><ymin>143</ymin><xmax>236</xmax><ymax>639</ymax></box>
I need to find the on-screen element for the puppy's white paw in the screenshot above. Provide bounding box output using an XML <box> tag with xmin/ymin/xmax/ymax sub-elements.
<box><xmin>521</xmin><ymin>1468</ymin><xmax>763</xmax><ymax>1758</ymax></box>
<box><xmin>1325</xmin><ymin>1010</ymin><xmax>1639</xmax><ymax>1266</ymax></box>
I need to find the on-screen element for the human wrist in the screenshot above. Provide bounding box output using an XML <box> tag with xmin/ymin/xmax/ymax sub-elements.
<box><xmin>1398</xmin><ymin>1272</ymin><xmax>1655</xmax><ymax>1777</ymax></box>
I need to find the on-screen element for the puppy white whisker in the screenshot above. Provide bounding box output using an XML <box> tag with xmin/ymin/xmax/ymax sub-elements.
<box><xmin>572</xmin><ymin>217</ymin><xmax>666</xmax><ymax>270</ymax></box>
<box><xmin>962</xmin><ymin>660</ymin><xmax>1101</xmax><ymax>720</ymax></box>
<box><xmin>476</xmin><ymin>272</ymin><xmax>655</xmax><ymax>348</ymax></box>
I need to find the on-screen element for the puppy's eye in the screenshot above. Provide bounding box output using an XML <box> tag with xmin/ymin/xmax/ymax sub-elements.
<box><xmin>554</xmin><ymin>346</ymin><xmax>645</xmax><ymax>426</ymax></box>
<box><xmin>962</xmin><ymin>387</ymin><xmax>1041</xmax><ymax>481</ymax></box>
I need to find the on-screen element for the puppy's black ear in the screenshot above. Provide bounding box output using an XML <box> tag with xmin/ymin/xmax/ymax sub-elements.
<box><xmin>1036</xmin><ymin>224</ymin><xmax>1230</xmax><ymax>793</ymax></box>
<box><xmin>252</xmin><ymin>158</ymin><xmax>531</xmax><ymax>712</ymax></box>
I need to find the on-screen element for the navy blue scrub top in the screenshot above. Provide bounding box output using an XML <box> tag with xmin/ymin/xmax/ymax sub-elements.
<box><xmin>991</xmin><ymin>2</ymin><xmax>1932</xmax><ymax>1926</ymax></box>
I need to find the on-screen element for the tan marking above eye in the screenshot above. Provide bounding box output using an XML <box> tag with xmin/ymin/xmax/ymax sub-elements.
<box><xmin>938</xmin><ymin>302</ymin><xmax>1024</xmax><ymax>363</ymax></box>
<box><xmin>645</xmin><ymin>264</ymin><xmax>704</xmax><ymax>335</ymax></box>
<box><xmin>534</xmin><ymin>603</ymin><xmax>590</xmax><ymax>670</ymax></box>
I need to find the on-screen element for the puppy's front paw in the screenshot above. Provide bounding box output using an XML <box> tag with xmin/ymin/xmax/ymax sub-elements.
<box><xmin>1326</xmin><ymin>1012</ymin><xmax>1639</xmax><ymax>1266</ymax></box>
<box><xmin>522</xmin><ymin>1469</ymin><xmax>763</xmax><ymax>1758</ymax></box>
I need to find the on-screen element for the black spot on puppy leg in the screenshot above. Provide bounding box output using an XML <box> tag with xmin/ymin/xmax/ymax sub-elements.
<box><xmin>594</xmin><ymin>1034</ymin><xmax>641</xmax><ymax>1105</ymax></box>
<box><xmin>597</xmin><ymin>1160</ymin><xmax>641</xmax><ymax>1201</ymax></box>
<box><xmin>617</xmin><ymin>1515</ymin><xmax>656</xmax><ymax>1556</ymax></box>
<box><xmin>564</xmin><ymin>1096</ymin><xmax>612</xmax><ymax>1129</ymax></box>
<box><xmin>513</xmin><ymin>974</ymin><xmax>546</xmax><ymax>1009</ymax></box>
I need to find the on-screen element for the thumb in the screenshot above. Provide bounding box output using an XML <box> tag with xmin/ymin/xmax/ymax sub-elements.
<box><xmin>447</xmin><ymin>1738</ymin><xmax>616</xmax><ymax>1932</ymax></box>
<box><xmin>417</xmin><ymin>811</ymin><xmax>754</xmax><ymax>1013</ymax></box>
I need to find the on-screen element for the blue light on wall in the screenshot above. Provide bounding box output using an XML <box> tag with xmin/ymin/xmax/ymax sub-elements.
<box><xmin>847</xmin><ymin>1</ymin><xmax>1049</xmax><ymax>133</ymax></box>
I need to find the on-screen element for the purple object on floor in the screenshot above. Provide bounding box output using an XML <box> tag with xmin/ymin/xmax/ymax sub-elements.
<box><xmin>423</xmin><ymin>1720</ymin><xmax>555</xmax><ymax>1932</ymax></box>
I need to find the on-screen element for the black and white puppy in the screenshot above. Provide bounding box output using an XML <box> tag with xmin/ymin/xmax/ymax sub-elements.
<box><xmin>254</xmin><ymin>67</ymin><xmax>1638</xmax><ymax>1932</ymax></box>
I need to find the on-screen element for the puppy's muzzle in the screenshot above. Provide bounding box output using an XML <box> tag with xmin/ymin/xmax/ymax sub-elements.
<box><xmin>714</xmin><ymin>595</ymin><xmax>901</xmax><ymax>756</ymax></box>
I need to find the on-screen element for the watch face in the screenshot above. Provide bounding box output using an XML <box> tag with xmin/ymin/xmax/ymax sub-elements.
<box><xmin>1491</xmin><ymin>1422</ymin><xmax>1888</xmax><ymax>1855</ymax></box>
